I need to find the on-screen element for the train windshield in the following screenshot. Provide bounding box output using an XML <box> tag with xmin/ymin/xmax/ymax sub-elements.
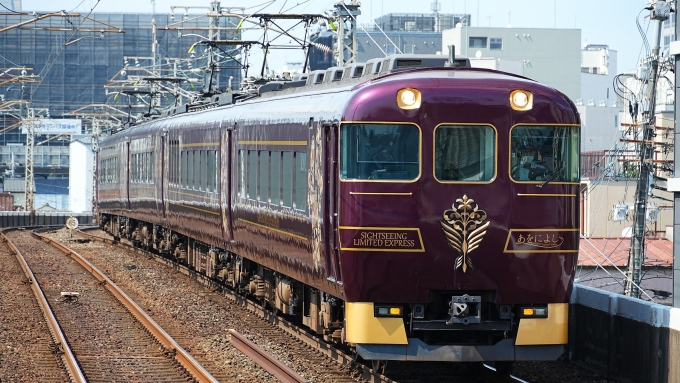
<box><xmin>510</xmin><ymin>125</ymin><xmax>580</xmax><ymax>182</ymax></box>
<box><xmin>434</xmin><ymin>125</ymin><xmax>496</xmax><ymax>182</ymax></box>
<box><xmin>340</xmin><ymin>123</ymin><xmax>420</xmax><ymax>181</ymax></box>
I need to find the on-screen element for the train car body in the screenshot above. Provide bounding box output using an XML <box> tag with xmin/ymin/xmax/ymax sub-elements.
<box><xmin>97</xmin><ymin>65</ymin><xmax>580</xmax><ymax>363</ymax></box>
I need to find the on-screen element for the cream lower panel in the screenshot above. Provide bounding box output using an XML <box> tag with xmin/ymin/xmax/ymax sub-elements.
<box><xmin>345</xmin><ymin>302</ymin><xmax>408</xmax><ymax>345</ymax></box>
<box><xmin>515</xmin><ymin>303</ymin><xmax>568</xmax><ymax>345</ymax></box>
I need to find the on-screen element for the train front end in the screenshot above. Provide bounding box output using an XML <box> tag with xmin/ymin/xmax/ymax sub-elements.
<box><xmin>338</xmin><ymin>68</ymin><xmax>580</xmax><ymax>362</ymax></box>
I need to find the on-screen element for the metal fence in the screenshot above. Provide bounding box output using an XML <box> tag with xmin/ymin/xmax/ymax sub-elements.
<box><xmin>0</xmin><ymin>212</ymin><xmax>93</xmax><ymax>228</ymax></box>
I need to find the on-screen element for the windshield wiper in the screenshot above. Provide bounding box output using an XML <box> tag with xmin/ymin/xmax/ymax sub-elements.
<box><xmin>536</xmin><ymin>168</ymin><xmax>564</xmax><ymax>188</ymax></box>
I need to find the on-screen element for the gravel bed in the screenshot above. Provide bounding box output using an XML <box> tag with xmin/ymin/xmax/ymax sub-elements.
<box><xmin>0</xmin><ymin>233</ymin><xmax>69</xmax><ymax>383</ymax></box>
<box><xmin>51</xmin><ymin>228</ymin><xmax>614</xmax><ymax>383</ymax></box>
<box><xmin>47</xmin><ymin>229</ymin><xmax>359</xmax><ymax>382</ymax></box>
<box><xmin>6</xmin><ymin>230</ymin><xmax>194</xmax><ymax>382</ymax></box>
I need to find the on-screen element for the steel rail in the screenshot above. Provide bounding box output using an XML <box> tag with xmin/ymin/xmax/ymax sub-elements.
<box><xmin>33</xmin><ymin>231</ymin><xmax>219</xmax><ymax>383</ymax></box>
<box><xmin>75</xmin><ymin>227</ymin><xmax>394</xmax><ymax>383</ymax></box>
<box><xmin>228</xmin><ymin>329</ymin><xmax>308</xmax><ymax>383</ymax></box>
<box><xmin>0</xmin><ymin>229</ymin><xmax>87</xmax><ymax>383</ymax></box>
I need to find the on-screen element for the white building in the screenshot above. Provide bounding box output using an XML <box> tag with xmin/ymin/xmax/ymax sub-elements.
<box><xmin>578</xmin><ymin>44</ymin><xmax>622</xmax><ymax>152</ymax></box>
<box><xmin>442</xmin><ymin>26</ymin><xmax>581</xmax><ymax>100</ymax></box>
<box><xmin>68</xmin><ymin>137</ymin><xmax>93</xmax><ymax>213</ymax></box>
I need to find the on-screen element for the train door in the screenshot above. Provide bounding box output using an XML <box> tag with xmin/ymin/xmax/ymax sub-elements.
<box><xmin>220</xmin><ymin>125</ymin><xmax>234</xmax><ymax>241</ymax></box>
<box><xmin>323</xmin><ymin>123</ymin><xmax>342</xmax><ymax>283</ymax></box>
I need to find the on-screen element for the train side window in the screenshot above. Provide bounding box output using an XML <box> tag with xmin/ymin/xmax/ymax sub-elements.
<box><xmin>207</xmin><ymin>150</ymin><xmax>216</xmax><ymax>193</ymax></box>
<box><xmin>238</xmin><ymin>150</ymin><xmax>245</xmax><ymax>198</ymax></box>
<box><xmin>193</xmin><ymin>150</ymin><xmax>201</xmax><ymax>190</ymax></box>
<box><xmin>200</xmin><ymin>150</ymin><xmax>207</xmax><ymax>191</ymax></box>
<box><xmin>133</xmin><ymin>153</ymin><xmax>139</xmax><ymax>183</ymax></box>
<box><xmin>510</xmin><ymin>125</ymin><xmax>580</xmax><ymax>182</ymax></box>
<box><xmin>281</xmin><ymin>152</ymin><xmax>293</xmax><ymax>207</ymax></box>
<box><xmin>434</xmin><ymin>125</ymin><xmax>496</xmax><ymax>182</ymax></box>
<box><xmin>150</xmin><ymin>152</ymin><xmax>155</xmax><ymax>183</ymax></box>
<box><xmin>259</xmin><ymin>151</ymin><xmax>268</xmax><ymax>202</ymax></box>
<box><xmin>294</xmin><ymin>152</ymin><xmax>307</xmax><ymax>211</ymax></box>
<box><xmin>248</xmin><ymin>150</ymin><xmax>257</xmax><ymax>200</ymax></box>
<box><xmin>270</xmin><ymin>151</ymin><xmax>281</xmax><ymax>205</ymax></box>
<box><xmin>181</xmin><ymin>151</ymin><xmax>187</xmax><ymax>188</ymax></box>
<box><xmin>168</xmin><ymin>142</ymin><xmax>174</xmax><ymax>184</ymax></box>
<box><xmin>340</xmin><ymin>123</ymin><xmax>420</xmax><ymax>181</ymax></box>
<box><xmin>142</xmin><ymin>153</ymin><xmax>148</xmax><ymax>183</ymax></box>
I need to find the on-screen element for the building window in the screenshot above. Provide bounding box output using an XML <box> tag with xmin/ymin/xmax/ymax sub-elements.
<box><xmin>386</xmin><ymin>44</ymin><xmax>396</xmax><ymax>54</ymax></box>
<box><xmin>664</xmin><ymin>35</ymin><xmax>671</xmax><ymax>47</ymax></box>
<box><xmin>490</xmin><ymin>38</ymin><xmax>502</xmax><ymax>50</ymax></box>
<box><xmin>469</xmin><ymin>37</ymin><xmax>487</xmax><ymax>48</ymax></box>
<box><xmin>403</xmin><ymin>44</ymin><xmax>415</xmax><ymax>54</ymax></box>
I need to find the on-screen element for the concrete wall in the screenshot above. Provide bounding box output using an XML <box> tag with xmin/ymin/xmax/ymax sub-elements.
<box><xmin>570</xmin><ymin>284</ymin><xmax>680</xmax><ymax>383</ymax></box>
<box><xmin>577</xmin><ymin>105</ymin><xmax>623</xmax><ymax>152</ymax></box>
<box><xmin>443</xmin><ymin>26</ymin><xmax>581</xmax><ymax>100</ymax></box>
<box><xmin>69</xmin><ymin>139</ymin><xmax>93</xmax><ymax>213</ymax></box>
<box><xmin>581</xmin><ymin>179</ymin><xmax>673</xmax><ymax>238</ymax></box>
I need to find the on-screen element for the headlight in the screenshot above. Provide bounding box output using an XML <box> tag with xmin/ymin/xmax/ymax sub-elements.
<box><xmin>397</xmin><ymin>88</ymin><xmax>421</xmax><ymax>110</ymax></box>
<box><xmin>510</xmin><ymin>90</ymin><xmax>533</xmax><ymax>111</ymax></box>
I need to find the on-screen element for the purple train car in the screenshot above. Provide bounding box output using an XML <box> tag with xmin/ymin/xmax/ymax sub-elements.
<box><xmin>96</xmin><ymin>59</ymin><xmax>580</xmax><ymax>367</ymax></box>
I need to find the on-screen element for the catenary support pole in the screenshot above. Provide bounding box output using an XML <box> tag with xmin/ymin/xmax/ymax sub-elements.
<box><xmin>673</xmin><ymin>3</ymin><xmax>680</xmax><ymax>308</ymax></box>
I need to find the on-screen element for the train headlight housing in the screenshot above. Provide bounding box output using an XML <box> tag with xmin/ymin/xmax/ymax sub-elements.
<box><xmin>375</xmin><ymin>305</ymin><xmax>403</xmax><ymax>317</ymax></box>
<box><xmin>520</xmin><ymin>306</ymin><xmax>548</xmax><ymax>318</ymax></box>
<box><xmin>510</xmin><ymin>90</ymin><xmax>533</xmax><ymax>111</ymax></box>
<box><xmin>397</xmin><ymin>88</ymin><xmax>421</xmax><ymax>110</ymax></box>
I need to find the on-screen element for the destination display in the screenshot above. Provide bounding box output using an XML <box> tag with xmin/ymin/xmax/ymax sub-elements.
<box><xmin>503</xmin><ymin>229</ymin><xmax>580</xmax><ymax>253</ymax></box>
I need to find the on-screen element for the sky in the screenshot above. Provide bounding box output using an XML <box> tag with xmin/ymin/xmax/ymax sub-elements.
<box><xmin>18</xmin><ymin>0</ymin><xmax>659</xmax><ymax>73</ymax></box>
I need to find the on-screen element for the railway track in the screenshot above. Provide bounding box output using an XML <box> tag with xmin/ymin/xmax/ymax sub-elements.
<box><xmin>52</xmin><ymin>227</ymin><xmax>386</xmax><ymax>383</ymax></box>
<box><xmin>60</xmin><ymin>227</ymin><xmax>536</xmax><ymax>383</ymax></box>
<box><xmin>0</xmin><ymin>230</ymin><xmax>71</xmax><ymax>382</ymax></box>
<box><xmin>2</xmin><ymin>228</ymin><xmax>217</xmax><ymax>382</ymax></box>
<box><xmin>42</xmin><ymin>226</ymin><xmax>606</xmax><ymax>383</ymax></box>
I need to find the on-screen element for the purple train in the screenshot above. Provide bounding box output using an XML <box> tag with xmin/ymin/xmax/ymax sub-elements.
<box><xmin>97</xmin><ymin>55</ymin><xmax>580</xmax><ymax>366</ymax></box>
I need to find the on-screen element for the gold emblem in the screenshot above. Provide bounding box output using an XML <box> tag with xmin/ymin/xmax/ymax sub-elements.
<box><xmin>440</xmin><ymin>195</ymin><xmax>490</xmax><ymax>273</ymax></box>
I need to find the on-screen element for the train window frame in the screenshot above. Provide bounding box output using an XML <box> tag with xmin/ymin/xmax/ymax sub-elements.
<box><xmin>294</xmin><ymin>151</ymin><xmax>307</xmax><ymax>211</ymax></box>
<box><xmin>270</xmin><ymin>151</ymin><xmax>281</xmax><ymax>206</ymax></box>
<box><xmin>200</xmin><ymin>150</ymin><xmax>207</xmax><ymax>191</ymax></box>
<box><xmin>339</xmin><ymin>121</ymin><xmax>422</xmax><ymax>183</ymax></box>
<box><xmin>247</xmin><ymin>150</ymin><xmax>258</xmax><ymax>200</ymax></box>
<box><xmin>181</xmin><ymin>151</ymin><xmax>188</xmax><ymax>188</ymax></box>
<box><xmin>238</xmin><ymin>150</ymin><xmax>245</xmax><ymax>198</ymax></box>
<box><xmin>508</xmin><ymin>124</ymin><xmax>581</xmax><ymax>184</ymax></box>
<box><xmin>259</xmin><ymin>150</ymin><xmax>269</xmax><ymax>203</ymax></box>
<box><xmin>433</xmin><ymin>123</ymin><xmax>498</xmax><ymax>184</ymax></box>
<box><xmin>281</xmin><ymin>151</ymin><xmax>293</xmax><ymax>207</ymax></box>
<box><xmin>207</xmin><ymin>150</ymin><xmax>216</xmax><ymax>193</ymax></box>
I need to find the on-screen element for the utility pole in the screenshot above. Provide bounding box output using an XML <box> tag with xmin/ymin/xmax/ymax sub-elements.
<box><xmin>625</xmin><ymin>1</ymin><xmax>670</xmax><ymax>298</ymax></box>
<box><xmin>24</xmin><ymin>108</ymin><xmax>34</xmax><ymax>215</ymax></box>
<box><xmin>671</xmin><ymin>1</ymin><xmax>680</xmax><ymax>307</ymax></box>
